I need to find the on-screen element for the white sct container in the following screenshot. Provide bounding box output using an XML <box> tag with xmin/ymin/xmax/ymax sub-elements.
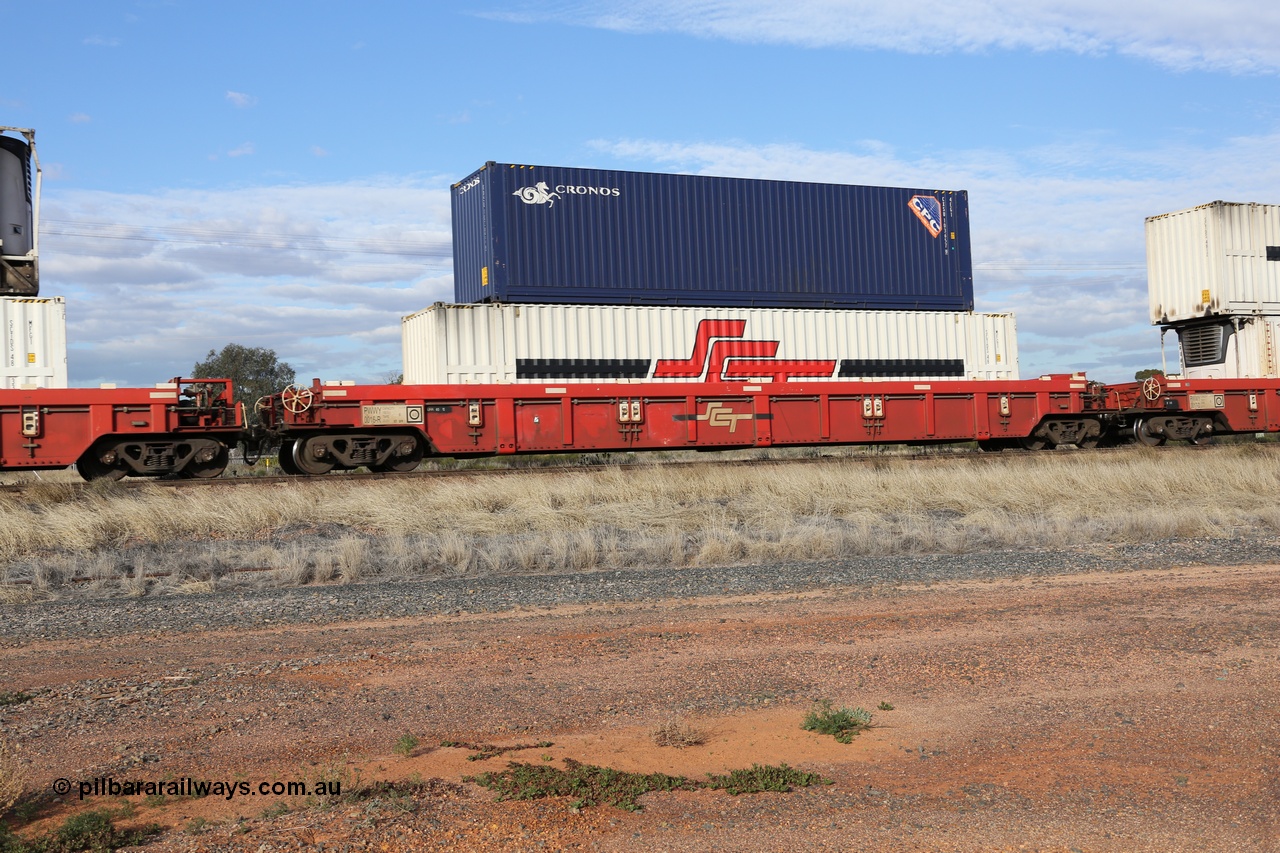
<box><xmin>1</xmin><ymin>295</ymin><xmax>67</xmax><ymax>388</ymax></box>
<box><xmin>1171</xmin><ymin>315</ymin><xmax>1280</xmax><ymax>380</ymax></box>
<box><xmin>1147</xmin><ymin>201</ymin><xmax>1280</xmax><ymax>325</ymax></box>
<box><xmin>402</xmin><ymin>302</ymin><xmax>1018</xmax><ymax>385</ymax></box>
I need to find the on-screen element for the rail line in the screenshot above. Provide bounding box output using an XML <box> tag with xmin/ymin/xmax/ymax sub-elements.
<box><xmin>0</xmin><ymin>442</ymin><xmax>1214</xmax><ymax>497</ymax></box>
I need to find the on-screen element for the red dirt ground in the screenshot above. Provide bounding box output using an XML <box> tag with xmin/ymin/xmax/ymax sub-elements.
<box><xmin>3</xmin><ymin>563</ymin><xmax>1278</xmax><ymax>851</ymax></box>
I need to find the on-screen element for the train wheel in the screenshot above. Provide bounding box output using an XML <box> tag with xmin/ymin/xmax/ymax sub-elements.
<box><xmin>277</xmin><ymin>440</ymin><xmax>301</xmax><ymax>476</ymax></box>
<box><xmin>1077</xmin><ymin>435</ymin><xmax>1100</xmax><ymax>449</ymax></box>
<box><xmin>75</xmin><ymin>448</ymin><xmax>127</xmax><ymax>482</ymax></box>
<box><xmin>292</xmin><ymin>437</ymin><xmax>336</xmax><ymax>476</ymax></box>
<box><xmin>1133</xmin><ymin>419</ymin><xmax>1166</xmax><ymax>447</ymax></box>
<box><xmin>371</xmin><ymin>434</ymin><xmax>425</xmax><ymax>473</ymax></box>
<box><xmin>183</xmin><ymin>444</ymin><xmax>229</xmax><ymax>479</ymax></box>
<box><xmin>1019</xmin><ymin>436</ymin><xmax>1048</xmax><ymax>451</ymax></box>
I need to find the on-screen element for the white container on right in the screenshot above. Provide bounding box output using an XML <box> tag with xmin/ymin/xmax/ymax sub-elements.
<box><xmin>1169</xmin><ymin>315</ymin><xmax>1280</xmax><ymax>379</ymax></box>
<box><xmin>1</xmin><ymin>295</ymin><xmax>66</xmax><ymax>388</ymax></box>
<box><xmin>1147</xmin><ymin>201</ymin><xmax>1280</xmax><ymax>325</ymax></box>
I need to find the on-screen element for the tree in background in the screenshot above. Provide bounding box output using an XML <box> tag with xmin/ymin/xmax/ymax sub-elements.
<box><xmin>1134</xmin><ymin>368</ymin><xmax>1165</xmax><ymax>381</ymax></box>
<box><xmin>193</xmin><ymin>344</ymin><xmax>296</xmax><ymax>413</ymax></box>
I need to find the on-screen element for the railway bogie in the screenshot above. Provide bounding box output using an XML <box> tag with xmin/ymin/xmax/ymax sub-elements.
<box><xmin>0</xmin><ymin>378</ymin><xmax>244</xmax><ymax>480</ymax></box>
<box><xmin>76</xmin><ymin>435</ymin><xmax>233</xmax><ymax>480</ymax></box>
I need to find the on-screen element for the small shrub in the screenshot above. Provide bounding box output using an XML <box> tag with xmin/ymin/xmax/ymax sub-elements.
<box><xmin>878</xmin><ymin>701</ymin><xmax>895</xmax><ymax>711</ymax></box>
<box><xmin>312</xmin><ymin>552</ymin><xmax>336</xmax><ymax>584</ymax></box>
<box><xmin>802</xmin><ymin>700</ymin><xmax>873</xmax><ymax>744</ymax></box>
<box><xmin>0</xmin><ymin>738</ymin><xmax>24</xmax><ymax>817</ymax></box>
<box><xmin>260</xmin><ymin>801</ymin><xmax>290</xmax><ymax>819</ymax></box>
<box><xmin>444</xmin><ymin>740</ymin><xmax>554</xmax><ymax>762</ymax></box>
<box><xmin>0</xmin><ymin>692</ymin><xmax>32</xmax><ymax>707</ymax></box>
<box><xmin>122</xmin><ymin>564</ymin><xmax>147</xmax><ymax>598</ymax></box>
<box><xmin>11</xmin><ymin>799</ymin><xmax>37</xmax><ymax>824</ymax></box>
<box><xmin>466</xmin><ymin>759</ymin><xmax>828</xmax><ymax>812</ymax></box>
<box><xmin>466</xmin><ymin>759</ymin><xmax>696</xmax><ymax>812</ymax></box>
<box><xmin>43</xmin><ymin>808</ymin><xmax>160</xmax><ymax>852</ymax></box>
<box><xmin>310</xmin><ymin>759</ymin><xmax>360</xmax><ymax>800</ymax></box>
<box><xmin>335</xmin><ymin>536</ymin><xmax>367</xmax><ymax>584</ymax></box>
<box><xmin>703</xmin><ymin>763</ymin><xmax>829</xmax><ymax>795</ymax></box>
<box><xmin>650</xmin><ymin>720</ymin><xmax>708</xmax><ymax>748</ymax></box>
<box><xmin>336</xmin><ymin>779</ymin><xmax>465</xmax><ymax>814</ymax></box>
<box><xmin>393</xmin><ymin>734</ymin><xmax>420</xmax><ymax>758</ymax></box>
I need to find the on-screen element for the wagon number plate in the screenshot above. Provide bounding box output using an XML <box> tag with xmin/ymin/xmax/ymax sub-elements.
<box><xmin>362</xmin><ymin>404</ymin><xmax>425</xmax><ymax>425</ymax></box>
<box><xmin>1187</xmin><ymin>393</ymin><xmax>1225</xmax><ymax>410</ymax></box>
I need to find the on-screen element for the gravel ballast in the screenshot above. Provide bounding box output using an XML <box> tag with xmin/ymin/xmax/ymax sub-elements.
<box><xmin>4</xmin><ymin>535</ymin><xmax>1276</xmax><ymax>642</ymax></box>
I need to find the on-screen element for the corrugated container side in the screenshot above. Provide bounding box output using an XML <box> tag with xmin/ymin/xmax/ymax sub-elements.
<box><xmin>451</xmin><ymin>163</ymin><xmax>973</xmax><ymax>311</ymax></box>
<box><xmin>1171</xmin><ymin>315</ymin><xmax>1280</xmax><ymax>379</ymax></box>
<box><xmin>1</xmin><ymin>296</ymin><xmax>67</xmax><ymax>388</ymax></box>
<box><xmin>1147</xmin><ymin>201</ymin><xmax>1280</xmax><ymax>324</ymax></box>
<box><xmin>402</xmin><ymin>303</ymin><xmax>1017</xmax><ymax>384</ymax></box>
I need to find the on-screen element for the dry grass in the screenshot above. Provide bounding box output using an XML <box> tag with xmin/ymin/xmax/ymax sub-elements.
<box><xmin>0</xmin><ymin>737</ymin><xmax>24</xmax><ymax>815</ymax></box>
<box><xmin>4</xmin><ymin>444</ymin><xmax>1280</xmax><ymax>598</ymax></box>
<box><xmin>650</xmin><ymin>720</ymin><xmax>709</xmax><ymax>748</ymax></box>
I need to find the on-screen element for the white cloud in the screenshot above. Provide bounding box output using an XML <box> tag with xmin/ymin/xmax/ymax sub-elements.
<box><xmin>82</xmin><ymin>35</ymin><xmax>121</xmax><ymax>47</ymax></box>
<box><xmin>68</xmin><ymin>113</ymin><xmax>91</xmax><ymax>124</ymax></box>
<box><xmin>497</xmin><ymin>1</ymin><xmax>1280</xmax><ymax>73</ymax></box>
<box><xmin>42</xmin><ymin>180</ymin><xmax>455</xmax><ymax>386</ymax></box>
<box><xmin>227</xmin><ymin>142</ymin><xmax>255</xmax><ymax>157</ymax></box>
<box><xmin>226</xmin><ymin>91</ymin><xmax>258</xmax><ymax>108</ymax></box>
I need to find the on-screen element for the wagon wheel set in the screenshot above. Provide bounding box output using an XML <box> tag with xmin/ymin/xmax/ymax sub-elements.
<box><xmin>74</xmin><ymin>438</ymin><xmax>232</xmax><ymax>481</ymax></box>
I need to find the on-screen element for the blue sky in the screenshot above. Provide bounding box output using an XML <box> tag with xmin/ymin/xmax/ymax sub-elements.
<box><xmin>7</xmin><ymin>0</ymin><xmax>1280</xmax><ymax>385</ymax></box>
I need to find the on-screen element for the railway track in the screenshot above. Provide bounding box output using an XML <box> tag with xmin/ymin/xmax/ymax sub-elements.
<box><xmin>0</xmin><ymin>442</ymin><xmax>1213</xmax><ymax>496</ymax></box>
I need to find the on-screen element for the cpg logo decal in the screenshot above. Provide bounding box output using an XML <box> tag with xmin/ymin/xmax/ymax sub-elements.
<box><xmin>909</xmin><ymin>195</ymin><xmax>943</xmax><ymax>238</ymax></box>
<box><xmin>512</xmin><ymin>182</ymin><xmax>561</xmax><ymax>208</ymax></box>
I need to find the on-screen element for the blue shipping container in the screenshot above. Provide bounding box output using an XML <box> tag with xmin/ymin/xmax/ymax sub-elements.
<box><xmin>450</xmin><ymin>162</ymin><xmax>967</xmax><ymax>308</ymax></box>
<box><xmin>452</xmin><ymin>162</ymin><xmax>973</xmax><ymax>310</ymax></box>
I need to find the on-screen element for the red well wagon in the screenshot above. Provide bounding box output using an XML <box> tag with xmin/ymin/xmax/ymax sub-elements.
<box><xmin>0</xmin><ymin>378</ymin><xmax>245</xmax><ymax>479</ymax></box>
